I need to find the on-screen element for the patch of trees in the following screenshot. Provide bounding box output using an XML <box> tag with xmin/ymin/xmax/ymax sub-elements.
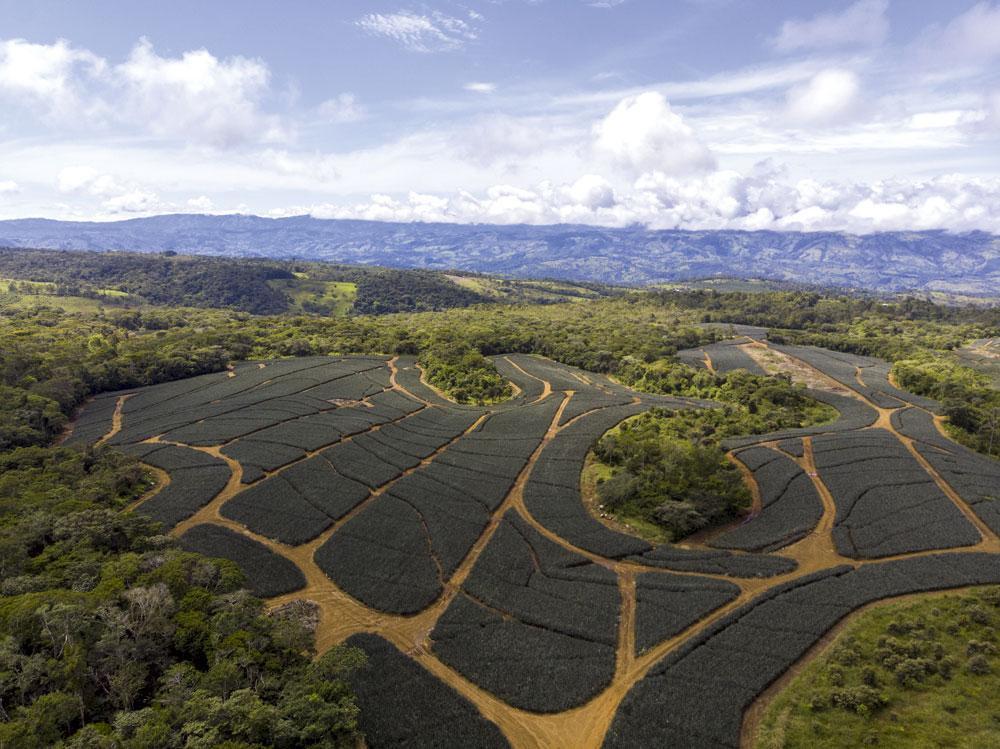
<box><xmin>350</xmin><ymin>268</ymin><xmax>491</xmax><ymax>314</ymax></box>
<box><xmin>658</xmin><ymin>288</ymin><xmax>1000</xmax><ymax>331</ymax></box>
<box><xmin>593</xmin><ymin>410</ymin><xmax>751</xmax><ymax>540</ymax></box>
<box><xmin>0</xmin><ymin>247</ymin><xmax>294</xmax><ymax>314</ymax></box>
<box><xmin>0</xmin><ymin>446</ymin><xmax>364</xmax><ymax>748</ymax></box>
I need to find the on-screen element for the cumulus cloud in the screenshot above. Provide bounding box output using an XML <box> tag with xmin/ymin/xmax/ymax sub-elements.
<box><xmin>318</xmin><ymin>93</ymin><xmax>366</xmax><ymax>123</ymax></box>
<box><xmin>0</xmin><ymin>180</ymin><xmax>20</xmax><ymax>194</ymax></box>
<box><xmin>0</xmin><ymin>38</ymin><xmax>106</xmax><ymax>120</ymax></box>
<box><xmin>103</xmin><ymin>189</ymin><xmax>160</xmax><ymax>214</ymax></box>
<box><xmin>56</xmin><ymin>166</ymin><xmax>160</xmax><ymax>213</ymax></box>
<box><xmin>593</xmin><ymin>92</ymin><xmax>715</xmax><ymax>175</ymax></box>
<box><xmin>772</xmin><ymin>0</ymin><xmax>889</xmax><ymax>52</ymax></box>
<box><xmin>286</xmin><ymin>170</ymin><xmax>1000</xmax><ymax>234</ymax></box>
<box><xmin>565</xmin><ymin>174</ymin><xmax>616</xmax><ymax>209</ymax></box>
<box><xmin>0</xmin><ymin>37</ymin><xmax>285</xmax><ymax>147</ymax></box>
<box><xmin>356</xmin><ymin>11</ymin><xmax>478</xmax><ymax>52</ymax></box>
<box><xmin>116</xmin><ymin>39</ymin><xmax>284</xmax><ymax>147</ymax></box>
<box><xmin>785</xmin><ymin>69</ymin><xmax>860</xmax><ymax>125</ymax></box>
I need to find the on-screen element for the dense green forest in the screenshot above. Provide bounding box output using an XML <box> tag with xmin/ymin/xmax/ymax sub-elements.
<box><xmin>0</xmin><ymin>248</ymin><xmax>621</xmax><ymax>317</ymax></box>
<box><xmin>1</xmin><ymin>255</ymin><xmax>999</xmax><ymax>746</ymax></box>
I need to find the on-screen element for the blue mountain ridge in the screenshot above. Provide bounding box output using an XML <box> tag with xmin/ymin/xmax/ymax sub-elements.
<box><xmin>0</xmin><ymin>214</ymin><xmax>996</xmax><ymax>294</ymax></box>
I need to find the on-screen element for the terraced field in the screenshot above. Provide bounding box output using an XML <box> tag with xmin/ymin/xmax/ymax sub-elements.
<box><xmin>67</xmin><ymin>343</ymin><xmax>1000</xmax><ymax>748</ymax></box>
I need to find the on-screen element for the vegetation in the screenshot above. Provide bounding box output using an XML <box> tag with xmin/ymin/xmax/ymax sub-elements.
<box><xmin>420</xmin><ymin>345</ymin><xmax>512</xmax><ymax>404</ymax></box>
<box><xmin>755</xmin><ymin>587</ymin><xmax>1000</xmax><ymax>749</ymax></box>
<box><xmin>590</xmin><ymin>370</ymin><xmax>836</xmax><ymax>541</ymax></box>
<box><xmin>0</xmin><ymin>248</ymin><xmax>614</xmax><ymax>317</ymax></box>
<box><xmin>893</xmin><ymin>353</ymin><xmax>1000</xmax><ymax>458</ymax></box>
<box><xmin>0</xmin><ymin>446</ymin><xmax>364</xmax><ymax>748</ymax></box>
<box><xmin>2</xmin><ymin>260</ymin><xmax>1000</xmax><ymax>746</ymax></box>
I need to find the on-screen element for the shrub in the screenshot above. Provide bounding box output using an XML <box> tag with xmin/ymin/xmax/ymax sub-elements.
<box><xmin>830</xmin><ymin>685</ymin><xmax>888</xmax><ymax>716</ymax></box>
<box><xmin>968</xmin><ymin>655</ymin><xmax>991</xmax><ymax>675</ymax></box>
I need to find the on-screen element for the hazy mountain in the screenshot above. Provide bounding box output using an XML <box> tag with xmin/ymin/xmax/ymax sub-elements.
<box><xmin>1</xmin><ymin>214</ymin><xmax>997</xmax><ymax>295</ymax></box>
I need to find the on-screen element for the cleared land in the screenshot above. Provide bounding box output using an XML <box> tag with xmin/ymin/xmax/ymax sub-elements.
<box><xmin>67</xmin><ymin>342</ymin><xmax>1000</xmax><ymax>748</ymax></box>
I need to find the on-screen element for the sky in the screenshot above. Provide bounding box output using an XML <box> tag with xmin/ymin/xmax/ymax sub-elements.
<box><xmin>0</xmin><ymin>0</ymin><xmax>999</xmax><ymax>232</ymax></box>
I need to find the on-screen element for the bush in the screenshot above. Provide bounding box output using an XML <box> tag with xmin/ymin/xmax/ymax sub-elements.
<box><xmin>968</xmin><ymin>655</ymin><xmax>991</xmax><ymax>675</ymax></box>
<box><xmin>830</xmin><ymin>686</ymin><xmax>888</xmax><ymax>716</ymax></box>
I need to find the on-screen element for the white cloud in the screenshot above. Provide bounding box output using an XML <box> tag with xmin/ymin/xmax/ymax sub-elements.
<box><xmin>56</xmin><ymin>165</ymin><xmax>161</xmax><ymax>214</ymax></box>
<box><xmin>565</xmin><ymin>174</ymin><xmax>616</xmax><ymax>209</ymax></box>
<box><xmin>923</xmin><ymin>1</ymin><xmax>1000</xmax><ymax>64</ymax></box>
<box><xmin>785</xmin><ymin>69</ymin><xmax>860</xmax><ymax>125</ymax></box>
<box><xmin>356</xmin><ymin>11</ymin><xmax>478</xmax><ymax>52</ymax></box>
<box><xmin>318</xmin><ymin>93</ymin><xmax>366</xmax><ymax>123</ymax></box>
<box><xmin>116</xmin><ymin>39</ymin><xmax>283</xmax><ymax>147</ymax></box>
<box><xmin>0</xmin><ymin>38</ymin><xmax>106</xmax><ymax>120</ymax></box>
<box><xmin>102</xmin><ymin>188</ymin><xmax>159</xmax><ymax>214</ymax></box>
<box><xmin>0</xmin><ymin>180</ymin><xmax>19</xmax><ymax>194</ymax></box>
<box><xmin>187</xmin><ymin>195</ymin><xmax>214</xmax><ymax>211</ymax></box>
<box><xmin>0</xmin><ymin>37</ymin><xmax>286</xmax><ymax>147</ymax></box>
<box><xmin>281</xmin><ymin>170</ymin><xmax>1000</xmax><ymax>235</ymax></box>
<box><xmin>57</xmin><ymin>166</ymin><xmax>102</xmax><ymax>193</ymax></box>
<box><xmin>593</xmin><ymin>92</ymin><xmax>715</xmax><ymax>175</ymax></box>
<box><xmin>464</xmin><ymin>81</ymin><xmax>496</xmax><ymax>94</ymax></box>
<box><xmin>772</xmin><ymin>0</ymin><xmax>888</xmax><ymax>52</ymax></box>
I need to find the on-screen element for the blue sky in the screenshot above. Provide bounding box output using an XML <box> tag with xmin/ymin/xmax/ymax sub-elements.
<box><xmin>0</xmin><ymin>0</ymin><xmax>998</xmax><ymax>231</ymax></box>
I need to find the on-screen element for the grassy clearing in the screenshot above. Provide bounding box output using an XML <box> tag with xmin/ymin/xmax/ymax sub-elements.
<box><xmin>0</xmin><ymin>291</ymin><xmax>108</xmax><ymax>314</ymax></box>
<box><xmin>755</xmin><ymin>587</ymin><xmax>1000</xmax><ymax>749</ymax></box>
<box><xmin>268</xmin><ymin>276</ymin><xmax>357</xmax><ymax>315</ymax></box>
<box><xmin>444</xmin><ymin>274</ymin><xmax>614</xmax><ymax>304</ymax></box>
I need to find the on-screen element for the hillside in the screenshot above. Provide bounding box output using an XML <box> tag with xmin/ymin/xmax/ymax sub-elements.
<box><xmin>0</xmin><ymin>215</ymin><xmax>997</xmax><ymax>295</ymax></box>
<box><xmin>0</xmin><ymin>248</ymin><xmax>620</xmax><ymax>315</ymax></box>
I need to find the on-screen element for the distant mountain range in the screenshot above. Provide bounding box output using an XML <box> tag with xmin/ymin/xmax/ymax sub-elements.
<box><xmin>1</xmin><ymin>214</ymin><xmax>997</xmax><ymax>295</ymax></box>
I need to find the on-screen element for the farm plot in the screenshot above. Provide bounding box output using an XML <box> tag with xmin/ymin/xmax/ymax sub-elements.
<box><xmin>315</xmin><ymin>401</ymin><xmax>555</xmax><ymax>613</ymax></box>
<box><xmin>64</xmin><ymin>350</ymin><xmax>1000</xmax><ymax>748</ymax></box>
<box><xmin>431</xmin><ymin>512</ymin><xmax>620</xmax><ymax>712</ymax></box>
<box><xmin>813</xmin><ymin>429</ymin><xmax>980</xmax><ymax>558</ymax></box>
<box><xmin>635</xmin><ymin>573</ymin><xmax>740</xmax><ymax>653</ymax></box>
<box><xmin>893</xmin><ymin>407</ymin><xmax>1000</xmax><ymax>534</ymax></box>
<box><xmin>676</xmin><ymin>340</ymin><xmax>766</xmax><ymax>376</ymax></box>
<box><xmin>770</xmin><ymin>343</ymin><xmax>937</xmax><ymax>410</ymax></box>
<box><xmin>179</xmin><ymin>523</ymin><xmax>306</xmax><ymax>597</ymax></box>
<box><xmin>120</xmin><ymin>443</ymin><xmax>230</xmax><ymax>529</ymax></box>
<box><xmin>490</xmin><ymin>355</ymin><xmax>545</xmax><ymax>401</ymax></box>
<box><xmin>220</xmin><ymin>453</ymin><xmax>371</xmax><ymax>544</ymax></box>
<box><xmin>62</xmin><ymin>391</ymin><xmax>126</xmax><ymax>446</ymax></box>
<box><xmin>604</xmin><ymin>553</ymin><xmax>1000</xmax><ymax>749</ymax></box>
<box><xmin>502</xmin><ymin>354</ymin><xmax>596</xmax><ymax>392</ymax></box>
<box><xmin>710</xmin><ymin>447</ymin><xmax>823</xmax><ymax>552</ymax></box>
<box><xmin>346</xmin><ymin>633</ymin><xmax>509</xmax><ymax>749</ymax></box>
<box><xmin>628</xmin><ymin>546</ymin><xmax>797</xmax><ymax>578</ymax></box>
<box><xmin>524</xmin><ymin>403</ymin><xmax>653</xmax><ymax>558</ymax></box>
<box><xmin>105</xmin><ymin>357</ymin><xmax>389</xmax><ymax>446</ymax></box>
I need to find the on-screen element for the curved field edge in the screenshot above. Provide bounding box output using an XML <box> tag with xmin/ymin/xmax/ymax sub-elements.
<box><xmin>746</xmin><ymin>586</ymin><xmax>1000</xmax><ymax>749</ymax></box>
<box><xmin>602</xmin><ymin>554</ymin><xmax>1000</xmax><ymax>749</ymax></box>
